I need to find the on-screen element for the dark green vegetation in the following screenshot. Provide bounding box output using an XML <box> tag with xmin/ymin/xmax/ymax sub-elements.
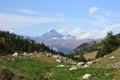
<box><xmin>0</xmin><ymin>30</ymin><xmax>64</xmax><ymax>56</ymax></box>
<box><xmin>96</xmin><ymin>32</ymin><xmax>120</xmax><ymax>58</ymax></box>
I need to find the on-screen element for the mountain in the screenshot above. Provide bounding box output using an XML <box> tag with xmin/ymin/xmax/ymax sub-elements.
<box><xmin>32</xmin><ymin>38</ymin><xmax>95</xmax><ymax>54</ymax></box>
<box><xmin>25</xmin><ymin>30</ymin><xmax>97</xmax><ymax>54</ymax></box>
<box><xmin>41</xmin><ymin>30</ymin><xmax>64</xmax><ymax>39</ymax></box>
<box><xmin>41</xmin><ymin>30</ymin><xmax>76</xmax><ymax>40</ymax></box>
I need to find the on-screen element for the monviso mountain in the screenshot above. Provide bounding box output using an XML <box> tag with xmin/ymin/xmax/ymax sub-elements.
<box><xmin>41</xmin><ymin>29</ymin><xmax>76</xmax><ymax>40</ymax></box>
<box><xmin>30</xmin><ymin>29</ymin><xmax>95</xmax><ymax>54</ymax></box>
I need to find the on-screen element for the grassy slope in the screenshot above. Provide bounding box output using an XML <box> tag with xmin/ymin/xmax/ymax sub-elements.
<box><xmin>1</xmin><ymin>49</ymin><xmax>120</xmax><ymax>80</ymax></box>
<box><xmin>91</xmin><ymin>48</ymin><xmax>120</xmax><ymax>80</ymax></box>
<box><xmin>91</xmin><ymin>48</ymin><xmax>120</xmax><ymax>68</ymax></box>
<box><xmin>49</xmin><ymin>67</ymin><xmax>113</xmax><ymax>80</ymax></box>
<box><xmin>3</xmin><ymin>58</ymin><xmax>114</xmax><ymax>80</ymax></box>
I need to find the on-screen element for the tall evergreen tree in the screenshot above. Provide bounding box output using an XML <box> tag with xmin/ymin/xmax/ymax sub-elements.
<box><xmin>96</xmin><ymin>31</ymin><xmax>119</xmax><ymax>58</ymax></box>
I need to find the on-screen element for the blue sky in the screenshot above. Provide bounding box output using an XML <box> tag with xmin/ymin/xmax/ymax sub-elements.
<box><xmin>0</xmin><ymin>0</ymin><xmax>120</xmax><ymax>39</ymax></box>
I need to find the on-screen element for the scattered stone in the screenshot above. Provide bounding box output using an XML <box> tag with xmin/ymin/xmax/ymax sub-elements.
<box><xmin>69</xmin><ymin>66</ymin><xmax>77</xmax><ymax>70</ymax></box>
<box><xmin>12</xmin><ymin>52</ymin><xmax>19</xmax><ymax>57</ymax></box>
<box><xmin>77</xmin><ymin>62</ymin><xmax>85</xmax><ymax>67</ymax></box>
<box><xmin>82</xmin><ymin>74</ymin><xmax>91</xmax><ymax>80</ymax></box>
<box><xmin>83</xmin><ymin>64</ymin><xmax>89</xmax><ymax>68</ymax></box>
<box><xmin>112</xmin><ymin>62</ymin><xmax>120</xmax><ymax>68</ymax></box>
<box><xmin>56</xmin><ymin>65</ymin><xmax>65</xmax><ymax>67</ymax></box>
<box><xmin>110</xmin><ymin>56</ymin><xmax>115</xmax><ymax>59</ymax></box>
<box><xmin>23</xmin><ymin>52</ymin><xmax>27</xmax><ymax>56</ymax></box>
<box><xmin>87</xmin><ymin>61</ymin><xmax>93</xmax><ymax>65</ymax></box>
<box><xmin>56</xmin><ymin>59</ymin><xmax>62</xmax><ymax>63</ymax></box>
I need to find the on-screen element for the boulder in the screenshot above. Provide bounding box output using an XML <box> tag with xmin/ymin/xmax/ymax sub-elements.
<box><xmin>12</xmin><ymin>52</ymin><xmax>18</xmax><ymax>57</ymax></box>
<box><xmin>77</xmin><ymin>62</ymin><xmax>85</xmax><ymax>67</ymax></box>
<box><xmin>110</xmin><ymin>56</ymin><xmax>115</xmax><ymax>59</ymax></box>
<box><xmin>82</xmin><ymin>74</ymin><xmax>91</xmax><ymax>80</ymax></box>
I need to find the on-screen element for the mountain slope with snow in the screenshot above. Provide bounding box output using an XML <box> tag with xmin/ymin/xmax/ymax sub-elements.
<box><xmin>41</xmin><ymin>30</ymin><xmax>76</xmax><ymax>40</ymax></box>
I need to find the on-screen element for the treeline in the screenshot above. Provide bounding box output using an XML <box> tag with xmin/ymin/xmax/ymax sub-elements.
<box><xmin>96</xmin><ymin>31</ymin><xmax>120</xmax><ymax>58</ymax></box>
<box><xmin>0</xmin><ymin>30</ymin><xmax>64</xmax><ymax>55</ymax></box>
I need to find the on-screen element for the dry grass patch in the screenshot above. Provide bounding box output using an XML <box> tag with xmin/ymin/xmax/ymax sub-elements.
<box><xmin>84</xmin><ymin>51</ymin><xmax>97</xmax><ymax>60</ymax></box>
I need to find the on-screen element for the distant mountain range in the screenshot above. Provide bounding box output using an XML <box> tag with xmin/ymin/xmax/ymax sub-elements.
<box><xmin>24</xmin><ymin>30</ymin><xmax>100</xmax><ymax>54</ymax></box>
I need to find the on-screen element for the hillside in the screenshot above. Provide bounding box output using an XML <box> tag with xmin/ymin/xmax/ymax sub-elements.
<box><xmin>0</xmin><ymin>51</ymin><xmax>117</xmax><ymax>80</ymax></box>
<box><xmin>91</xmin><ymin>47</ymin><xmax>120</xmax><ymax>68</ymax></box>
<box><xmin>71</xmin><ymin>41</ymin><xmax>101</xmax><ymax>55</ymax></box>
<box><xmin>0</xmin><ymin>30</ymin><xmax>64</xmax><ymax>56</ymax></box>
<box><xmin>90</xmin><ymin>48</ymin><xmax>120</xmax><ymax>80</ymax></box>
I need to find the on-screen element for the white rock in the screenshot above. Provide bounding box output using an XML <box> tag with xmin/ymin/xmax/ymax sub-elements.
<box><xmin>77</xmin><ymin>62</ymin><xmax>85</xmax><ymax>67</ymax></box>
<box><xmin>83</xmin><ymin>64</ymin><xmax>89</xmax><ymax>68</ymax></box>
<box><xmin>23</xmin><ymin>52</ymin><xmax>27</xmax><ymax>56</ymax></box>
<box><xmin>46</xmin><ymin>53</ymin><xmax>52</xmax><ymax>57</ymax></box>
<box><xmin>87</xmin><ymin>61</ymin><xmax>93</xmax><ymax>65</ymax></box>
<box><xmin>56</xmin><ymin>65</ymin><xmax>65</xmax><ymax>67</ymax></box>
<box><xmin>56</xmin><ymin>59</ymin><xmax>62</xmax><ymax>63</ymax></box>
<box><xmin>29</xmin><ymin>53</ymin><xmax>33</xmax><ymax>56</ymax></box>
<box><xmin>12</xmin><ymin>52</ymin><xmax>18</xmax><ymax>57</ymax></box>
<box><xmin>69</xmin><ymin>67</ymin><xmax>77</xmax><ymax>70</ymax></box>
<box><xmin>103</xmin><ymin>55</ymin><xmax>106</xmax><ymax>57</ymax></box>
<box><xmin>110</xmin><ymin>56</ymin><xmax>115</xmax><ymax>59</ymax></box>
<box><xmin>52</xmin><ymin>55</ymin><xmax>58</xmax><ymax>58</ymax></box>
<box><xmin>83</xmin><ymin>74</ymin><xmax>91</xmax><ymax>80</ymax></box>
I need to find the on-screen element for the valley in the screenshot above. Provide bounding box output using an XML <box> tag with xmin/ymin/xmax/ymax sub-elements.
<box><xmin>1</xmin><ymin>0</ymin><xmax>120</xmax><ymax>80</ymax></box>
<box><xmin>0</xmin><ymin>30</ymin><xmax>120</xmax><ymax>80</ymax></box>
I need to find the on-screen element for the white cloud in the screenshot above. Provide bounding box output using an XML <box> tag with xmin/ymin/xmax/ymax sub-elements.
<box><xmin>100</xmin><ymin>23</ymin><xmax>120</xmax><ymax>37</ymax></box>
<box><xmin>106</xmin><ymin>11</ymin><xmax>112</xmax><ymax>16</ymax></box>
<box><xmin>88</xmin><ymin>15</ymin><xmax>108</xmax><ymax>26</ymax></box>
<box><xmin>15</xmin><ymin>8</ymin><xmax>39</xmax><ymax>15</ymax></box>
<box><xmin>55</xmin><ymin>13</ymin><xmax>65</xmax><ymax>19</ymax></box>
<box><xmin>57</xmin><ymin>29</ymin><xmax>66</xmax><ymax>34</ymax></box>
<box><xmin>5</xmin><ymin>8</ymin><xmax>39</xmax><ymax>15</ymax></box>
<box><xmin>57</xmin><ymin>23</ymin><xmax>120</xmax><ymax>39</ymax></box>
<box><xmin>89</xmin><ymin>7</ymin><xmax>99</xmax><ymax>15</ymax></box>
<box><xmin>68</xmin><ymin>28</ymin><xmax>96</xmax><ymax>39</ymax></box>
<box><xmin>0</xmin><ymin>13</ymin><xmax>64</xmax><ymax>28</ymax></box>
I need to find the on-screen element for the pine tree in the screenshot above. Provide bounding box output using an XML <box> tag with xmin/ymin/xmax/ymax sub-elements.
<box><xmin>96</xmin><ymin>31</ymin><xmax>119</xmax><ymax>58</ymax></box>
